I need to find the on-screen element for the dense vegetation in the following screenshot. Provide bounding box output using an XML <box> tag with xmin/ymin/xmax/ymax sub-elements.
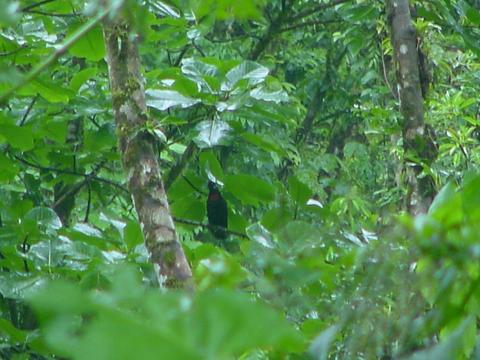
<box><xmin>1</xmin><ymin>0</ymin><xmax>480</xmax><ymax>358</ymax></box>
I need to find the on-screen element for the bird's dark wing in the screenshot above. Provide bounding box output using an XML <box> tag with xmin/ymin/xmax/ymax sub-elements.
<box><xmin>207</xmin><ymin>191</ymin><xmax>228</xmax><ymax>238</ymax></box>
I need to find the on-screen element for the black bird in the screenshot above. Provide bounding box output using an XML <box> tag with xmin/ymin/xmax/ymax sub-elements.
<box><xmin>207</xmin><ymin>181</ymin><xmax>228</xmax><ymax>239</ymax></box>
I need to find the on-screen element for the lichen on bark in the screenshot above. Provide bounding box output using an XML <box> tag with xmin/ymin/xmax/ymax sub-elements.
<box><xmin>103</xmin><ymin>16</ymin><xmax>192</xmax><ymax>288</ymax></box>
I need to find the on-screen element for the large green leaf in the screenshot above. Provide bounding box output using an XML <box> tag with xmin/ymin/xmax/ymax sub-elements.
<box><xmin>250</xmin><ymin>87</ymin><xmax>288</xmax><ymax>103</ymax></box>
<box><xmin>70</xmin><ymin>68</ymin><xmax>98</xmax><ymax>92</ymax></box>
<box><xmin>24</xmin><ymin>207</ymin><xmax>62</xmax><ymax>231</ymax></box>
<box><xmin>199</xmin><ymin>150</ymin><xmax>224</xmax><ymax>180</ymax></box>
<box><xmin>0</xmin><ymin>273</ymin><xmax>46</xmax><ymax>299</ymax></box>
<box><xmin>29</xmin><ymin>271</ymin><xmax>303</xmax><ymax>359</ymax></box>
<box><xmin>67</xmin><ymin>25</ymin><xmax>105</xmax><ymax>62</ymax></box>
<box><xmin>404</xmin><ymin>317</ymin><xmax>475</xmax><ymax>360</ymax></box>
<box><xmin>123</xmin><ymin>220</ymin><xmax>143</xmax><ymax>251</ymax></box>
<box><xmin>225</xmin><ymin>174</ymin><xmax>275</xmax><ymax>206</ymax></box>
<box><xmin>241</xmin><ymin>132</ymin><xmax>286</xmax><ymax>156</ymax></box>
<box><xmin>21</xmin><ymin>79</ymin><xmax>70</xmax><ymax>103</ymax></box>
<box><xmin>0</xmin><ymin>123</ymin><xmax>34</xmax><ymax>150</ymax></box>
<box><xmin>192</xmin><ymin>0</ymin><xmax>265</xmax><ymax>20</ymax></box>
<box><xmin>171</xmin><ymin>196</ymin><xmax>206</xmax><ymax>222</ymax></box>
<box><xmin>194</xmin><ymin>120</ymin><xmax>232</xmax><ymax>148</ymax></box>
<box><xmin>288</xmin><ymin>176</ymin><xmax>312</xmax><ymax>206</ymax></box>
<box><xmin>0</xmin><ymin>152</ymin><xmax>19</xmax><ymax>182</ymax></box>
<box><xmin>181</xmin><ymin>58</ymin><xmax>220</xmax><ymax>92</ymax></box>
<box><xmin>221</xmin><ymin>61</ymin><xmax>269</xmax><ymax>91</ymax></box>
<box><xmin>146</xmin><ymin>89</ymin><xmax>200</xmax><ymax>111</ymax></box>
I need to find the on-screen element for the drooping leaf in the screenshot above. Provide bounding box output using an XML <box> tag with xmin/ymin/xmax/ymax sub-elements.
<box><xmin>146</xmin><ymin>89</ymin><xmax>200</xmax><ymax>111</ymax></box>
<box><xmin>0</xmin><ymin>273</ymin><xmax>47</xmax><ymax>299</ymax></box>
<box><xmin>250</xmin><ymin>87</ymin><xmax>288</xmax><ymax>103</ymax></box>
<box><xmin>20</xmin><ymin>79</ymin><xmax>70</xmax><ymax>103</ymax></box>
<box><xmin>241</xmin><ymin>132</ymin><xmax>286</xmax><ymax>156</ymax></box>
<box><xmin>309</xmin><ymin>325</ymin><xmax>339</xmax><ymax>360</ymax></box>
<box><xmin>246</xmin><ymin>223</ymin><xmax>275</xmax><ymax>248</ymax></box>
<box><xmin>221</xmin><ymin>61</ymin><xmax>269</xmax><ymax>91</ymax></box>
<box><xmin>24</xmin><ymin>207</ymin><xmax>62</xmax><ymax>231</ymax></box>
<box><xmin>194</xmin><ymin>120</ymin><xmax>232</xmax><ymax>148</ymax></box>
<box><xmin>181</xmin><ymin>58</ymin><xmax>220</xmax><ymax>92</ymax></box>
<box><xmin>70</xmin><ymin>68</ymin><xmax>98</xmax><ymax>92</ymax></box>
<box><xmin>199</xmin><ymin>150</ymin><xmax>224</xmax><ymax>181</ymax></box>
<box><xmin>288</xmin><ymin>176</ymin><xmax>312</xmax><ymax>206</ymax></box>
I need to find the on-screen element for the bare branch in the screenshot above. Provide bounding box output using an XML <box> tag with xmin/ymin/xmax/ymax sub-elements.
<box><xmin>23</xmin><ymin>10</ymin><xmax>79</xmax><ymax>17</ymax></box>
<box><xmin>173</xmin><ymin>217</ymin><xmax>248</xmax><ymax>239</ymax></box>
<box><xmin>13</xmin><ymin>155</ymin><xmax>129</xmax><ymax>193</ymax></box>
<box><xmin>19</xmin><ymin>95</ymin><xmax>39</xmax><ymax>126</ymax></box>
<box><xmin>164</xmin><ymin>142</ymin><xmax>198</xmax><ymax>191</ymax></box>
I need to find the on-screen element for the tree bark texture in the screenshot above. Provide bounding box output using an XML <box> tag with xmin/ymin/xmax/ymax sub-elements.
<box><xmin>387</xmin><ymin>0</ymin><xmax>436</xmax><ymax>215</ymax></box>
<box><xmin>103</xmin><ymin>20</ymin><xmax>192</xmax><ymax>288</ymax></box>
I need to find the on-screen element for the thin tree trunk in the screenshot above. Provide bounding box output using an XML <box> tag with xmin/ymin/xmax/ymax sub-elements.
<box><xmin>387</xmin><ymin>0</ymin><xmax>436</xmax><ymax>215</ymax></box>
<box><xmin>53</xmin><ymin>117</ymin><xmax>83</xmax><ymax>225</ymax></box>
<box><xmin>102</xmin><ymin>19</ymin><xmax>192</xmax><ymax>288</ymax></box>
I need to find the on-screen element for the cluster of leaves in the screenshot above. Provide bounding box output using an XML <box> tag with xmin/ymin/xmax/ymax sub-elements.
<box><xmin>1</xmin><ymin>0</ymin><xmax>480</xmax><ymax>359</ymax></box>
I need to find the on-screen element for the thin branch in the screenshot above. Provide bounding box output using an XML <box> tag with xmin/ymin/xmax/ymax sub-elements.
<box><xmin>0</xmin><ymin>45</ymin><xmax>28</xmax><ymax>57</ymax></box>
<box><xmin>191</xmin><ymin>41</ymin><xmax>206</xmax><ymax>57</ymax></box>
<box><xmin>289</xmin><ymin>0</ymin><xmax>353</xmax><ymax>23</ymax></box>
<box><xmin>21</xmin><ymin>235</ymin><xmax>30</xmax><ymax>273</ymax></box>
<box><xmin>19</xmin><ymin>94</ymin><xmax>39</xmax><ymax>126</ymax></box>
<box><xmin>173</xmin><ymin>217</ymin><xmax>248</xmax><ymax>239</ymax></box>
<box><xmin>13</xmin><ymin>155</ymin><xmax>129</xmax><ymax>193</ymax></box>
<box><xmin>88</xmin><ymin>115</ymin><xmax>101</xmax><ymax>128</ymax></box>
<box><xmin>84</xmin><ymin>182</ymin><xmax>92</xmax><ymax>222</ymax></box>
<box><xmin>52</xmin><ymin>161</ymin><xmax>103</xmax><ymax>210</ymax></box>
<box><xmin>164</xmin><ymin>141</ymin><xmax>198</xmax><ymax>191</ymax></box>
<box><xmin>380</xmin><ymin>43</ymin><xmax>397</xmax><ymax>99</ymax></box>
<box><xmin>23</xmin><ymin>10</ymin><xmax>79</xmax><ymax>17</ymax></box>
<box><xmin>21</xmin><ymin>0</ymin><xmax>56</xmax><ymax>12</ymax></box>
<box><xmin>279</xmin><ymin>18</ymin><xmax>340</xmax><ymax>33</ymax></box>
<box><xmin>248</xmin><ymin>2</ymin><xmax>294</xmax><ymax>60</ymax></box>
<box><xmin>181</xmin><ymin>175</ymin><xmax>207</xmax><ymax>196</ymax></box>
<box><xmin>173</xmin><ymin>45</ymin><xmax>189</xmax><ymax>67</ymax></box>
<box><xmin>0</xmin><ymin>2</ymin><xmax>117</xmax><ymax>103</ymax></box>
<box><xmin>205</xmin><ymin>33</ymin><xmax>257</xmax><ymax>43</ymax></box>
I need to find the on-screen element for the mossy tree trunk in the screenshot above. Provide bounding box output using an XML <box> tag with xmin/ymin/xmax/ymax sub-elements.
<box><xmin>387</xmin><ymin>0</ymin><xmax>437</xmax><ymax>215</ymax></box>
<box><xmin>103</xmin><ymin>19</ymin><xmax>192</xmax><ymax>288</ymax></box>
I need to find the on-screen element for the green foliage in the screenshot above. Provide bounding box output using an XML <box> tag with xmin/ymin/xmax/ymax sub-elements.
<box><xmin>1</xmin><ymin>0</ymin><xmax>480</xmax><ymax>359</ymax></box>
<box><xmin>28</xmin><ymin>267</ymin><xmax>302</xmax><ymax>359</ymax></box>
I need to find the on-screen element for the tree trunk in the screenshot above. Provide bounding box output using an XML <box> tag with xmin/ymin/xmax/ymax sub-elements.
<box><xmin>53</xmin><ymin>117</ymin><xmax>83</xmax><ymax>225</ymax></box>
<box><xmin>387</xmin><ymin>0</ymin><xmax>437</xmax><ymax>215</ymax></box>
<box><xmin>102</xmin><ymin>19</ymin><xmax>192</xmax><ymax>288</ymax></box>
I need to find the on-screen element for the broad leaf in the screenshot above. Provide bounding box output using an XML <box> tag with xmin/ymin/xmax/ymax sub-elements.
<box><xmin>146</xmin><ymin>89</ymin><xmax>200</xmax><ymax>110</ymax></box>
<box><xmin>225</xmin><ymin>174</ymin><xmax>275</xmax><ymax>206</ymax></box>
<box><xmin>221</xmin><ymin>61</ymin><xmax>269</xmax><ymax>91</ymax></box>
<box><xmin>67</xmin><ymin>25</ymin><xmax>105</xmax><ymax>62</ymax></box>
<box><xmin>0</xmin><ymin>124</ymin><xmax>34</xmax><ymax>151</ymax></box>
<box><xmin>194</xmin><ymin>120</ymin><xmax>232</xmax><ymax>148</ymax></box>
